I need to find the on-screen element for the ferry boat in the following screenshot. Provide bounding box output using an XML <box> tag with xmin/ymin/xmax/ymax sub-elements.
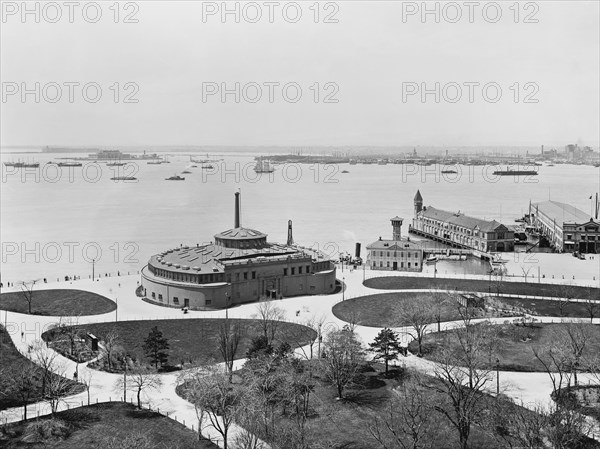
<box><xmin>166</xmin><ymin>175</ymin><xmax>185</xmax><ymax>181</ymax></box>
<box><xmin>57</xmin><ymin>162</ymin><xmax>83</xmax><ymax>167</ymax></box>
<box><xmin>254</xmin><ymin>160</ymin><xmax>274</xmax><ymax>173</ymax></box>
<box><xmin>110</xmin><ymin>176</ymin><xmax>137</xmax><ymax>181</ymax></box>
<box><xmin>425</xmin><ymin>255</ymin><xmax>438</xmax><ymax>264</ymax></box>
<box><xmin>441</xmin><ymin>170</ymin><xmax>458</xmax><ymax>174</ymax></box>
<box><xmin>492</xmin><ymin>168</ymin><xmax>538</xmax><ymax>176</ymax></box>
<box><xmin>106</xmin><ymin>162</ymin><xmax>126</xmax><ymax>167</ymax></box>
<box><xmin>202</xmin><ymin>164</ymin><xmax>214</xmax><ymax>170</ymax></box>
<box><xmin>3</xmin><ymin>161</ymin><xmax>40</xmax><ymax>168</ymax></box>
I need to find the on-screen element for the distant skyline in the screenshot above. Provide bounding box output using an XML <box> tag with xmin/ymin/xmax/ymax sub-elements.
<box><xmin>1</xmin><ymin>1</ymin><xmax>599</xmax><ymax>147</ymax></box>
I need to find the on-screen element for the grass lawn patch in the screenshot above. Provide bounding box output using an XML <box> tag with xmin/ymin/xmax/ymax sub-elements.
<box><xmin>0</xmin><ymin>326</ymin><xmax>84</xmax><ymax>411</ymax></box>
<box><xmin>0</xmin><ymin>290</ymin><xmax>116</xmax><ymax>316</ymax></box>
<box><xmin>333</xmin><ymin>292</ymin><xmax>597</xmax><ymax>328</ymax></box>
<box><xmin>0</xmin><ymin>401</ymin><xmax>217</xmax><ymax>448</ymax></box>
<box><xmin>410</xmin><ymin>323</ymin><xmax>600</xmax><ymax>372</ymax></box>
<box><xmin>364</xmin><ymin>276</ymin><xmax>599</xmax><ymax>301</ymax></box>
<box><xmin>44</xmin><ymin>319</ymin><xmax>316</xmax><ymax>373</ymax></box>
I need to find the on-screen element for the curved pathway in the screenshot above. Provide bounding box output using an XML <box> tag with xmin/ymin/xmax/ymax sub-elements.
<box><xmin>1</xmin><ymin>270</ymin><xmax>599</xmax><ymax>444</ymax></box>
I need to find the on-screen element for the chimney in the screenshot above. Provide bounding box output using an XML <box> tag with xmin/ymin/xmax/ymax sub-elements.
<box><xmin>234</xmin><ymin>192</ymin><xmax>240</xmax><ymax>228</ymax></box>
<box><xmin>287</xmin><ymin>220</ymin><xmax>294</xmax><ymax>245</ymax></box>
<box><xmin>355</xmin><ymin>242</ymin><xmax>361</xmax><ymax>258</ymax></box>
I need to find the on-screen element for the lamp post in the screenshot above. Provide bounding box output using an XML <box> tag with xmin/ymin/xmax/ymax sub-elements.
<box><xmin>342</xmin><ymin>277</ymin><xmax>345</xmax><ymax>301</ymax></box>
<box><xmin>496</xmin><ymin>358</ymin><xmax>500</xmax><ymax>396</ymax></box>
<box><xmin>363</xmin><ymin>263</ymin><xmax>365</xmax><ymax>282</ymax></box>
<box><xmin>92</xmin><ymin>259</ymin><xmax>95</xmax><ymax>280</ymax></box>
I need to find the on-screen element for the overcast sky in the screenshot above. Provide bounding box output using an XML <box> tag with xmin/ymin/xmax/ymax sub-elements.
<box><xmin>1</xmin><ymin>1</ymin><xmax>599</xmax><ymax>147</ymax></box>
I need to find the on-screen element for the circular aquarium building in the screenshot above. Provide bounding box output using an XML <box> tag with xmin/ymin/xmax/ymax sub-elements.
<box><xmin>141</xmin><ymin>192</ymin><xmax>336</xmax><ymax>309</ymax></box>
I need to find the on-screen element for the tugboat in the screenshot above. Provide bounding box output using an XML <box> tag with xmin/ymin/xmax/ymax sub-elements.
<box><xmin>165</xmin><ymin>174</ymin><xmax>185</xmax><ymax>181</ymax></box>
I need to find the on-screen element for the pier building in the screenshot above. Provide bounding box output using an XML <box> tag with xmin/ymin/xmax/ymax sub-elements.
<box><xmin>529</xmin><ymin>200</ymin><xmax>599</xmax><ymax>253</ymax></box>
<box><xmin>410</xmin><ymin>190</ymin><xmax>514</xmax><ymax>253</ymax></box>
<box><xmin>140</xmin><ymin>192</ymin><xmax>336</xmax><ymax>309</ymax></box>
<box><xmin>367</xmin><ymin>217</ymin><xmax>424</xmax><ymax>272</ymax></box>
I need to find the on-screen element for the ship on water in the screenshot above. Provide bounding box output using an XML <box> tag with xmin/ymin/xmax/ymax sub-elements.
<box><xmin>4</xmin><ymin>161</ymin><xmax>40</xmax><ymax>168</ymax></box>
<box><xmin>493</xmin><ymin>167</ymin><xmax>538</xmax><ymax>176</ymax></box>
<box><xmin>166</xmin><ymin>174</ymin><xmax>185</xmax><ymax>181</ymax></box>
<box><xmin>254</xmin><ymin>159</ymin><xmax>275</xmax><ymax>173</ymax></box>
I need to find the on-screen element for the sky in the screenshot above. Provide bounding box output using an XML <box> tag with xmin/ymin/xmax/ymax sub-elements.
<box><xmin>1</xmin><ymin>0</ymin><xmax>599</xmax><ymax>147</ymax></box>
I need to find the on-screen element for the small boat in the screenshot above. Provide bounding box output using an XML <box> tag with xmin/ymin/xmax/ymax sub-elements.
<box><xmin>147</xmin><ymin>160</ymin><xmax>163</xmax><ymax>165</ymax></box>
<box><xmin>342</xmin><ymin>170</ymin><xmax>349</xmax><ymax>173</ymax></box>
<box><xmin>110</xmin><ymin>176</ymin><xmax>137</xmax><ymax>181</ymax></box>
<box><xmin>57</xmin><ymin>161</ymin><xmax>83</xmax><ymax>167</ymax></box>
<box><xmin>202</xmin><ymin>165</ymin><xmax>214</xmax><ymax>170</ymax></box>
<box><xmin>441</xmin><ymin>170</ymin><xmax>457</xmax><ymax>174</ymax></box>
<box><xmin>425</xmin><ymin>255</ymin><xmax>438</xmax><ymax>264</ymax></box>
<box><xmin>166</xmin><ymin>175</ymin><xmax>185</xmax><ymax>181</ymax></box>
<box><xmin>190</xmin><ymin>165</ymin><xmax>198</xmax><ymax>168</ymax></box>
<box><xmin>106</xmin><ymin>162</ymin><xmax>126</xmax><ymax>166</ymax></box>
<box><xmin>182</xmin><ymin>170</ymin><xmax>192</xmax><ymax>174</ymax></box>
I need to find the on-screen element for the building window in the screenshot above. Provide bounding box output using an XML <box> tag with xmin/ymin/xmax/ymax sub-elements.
<box><xmin>408</xmin><ymin>263</ymin><xmax>411</xmax><ymax>268</ymax></box>
<box><xmin>380</xmin><ymin>251</ymin><xmax>383</xmax><ymax>257</ymax></box>
<box><xmin>415</xmin><ymin>252</ymin><xmax>418</xmax><ymax>258</ymax></box>
<box><xmin>379</xmin><ymin>261</ymin><xmax>383</xmax><ymax>267</ymax></box>
<box><xmin>173</xmin><ymin>297</ymin><xmax>179</xmax><ymax>304</ymax></box>
<box><xmin>387</xmin><ymin>251</ymin><xmax>390</xmax><ymax>257</ymax></box>
<box><xmin>386</xmin><ymin>261</ymin><xmax>390</xmax><ymax>267</ymax></box>
<box><xmin>292</xmin><ymin>267</ymin><xmax>295</xmax><ymax>275</ymax></box>
<box><xmin>372</xmin><ymin>262</ymin><xmax>376</xmax><ymax>268</ymax></box>
<box><xmin>299</xmin><ymin>267</ymin><xmax>303</xmax><ymax>274</ymax></box>
<box><xmin>206</xmin><ymin>299</ymin><xmax>212</xmax><ymax>306</ymax></box>
<box><xmin>158</xmin><ymin>294</ymin><xmax>163</xmax><ymax>301</ymax></box>
<box><xmin>252</xmin><ymin>271</ymin><xmax>256</xmax><ymax>279</ymax></box>
<box><xmin>243</xmin><ymin>272</ymin><xmax>248</xmax><ymax>280</ymax></box>
<box><xmin>284</xmin><ymin>268</ymin><xmax>288</xmax><ymax>276</ymax></box>
<box><xmin>151</xmin><ymin>292</ymin><xmax>156</xmax><ymax>299</ymax></box>
<box><xmin>401</xmin><ymin>262</ymin><xmax>404</xmax><ymax>268</ymax></box>
<box><xmin>307</xmin><ymin>265</ymin><xmax>310</xmax><ymax>273</ymax></box>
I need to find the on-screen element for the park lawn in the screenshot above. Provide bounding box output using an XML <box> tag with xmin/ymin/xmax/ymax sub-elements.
<box><xmin>332</xmin><ymin>292</ymin><xmax>597</xmax><ymax>328</ymax></box>
<box><xmin>0</xmin><ymin>289</ymin><xmax>116</xmax><ymax>316</ymax></box>
<box><xmin>0</xmin><ymin>401</ymin><xmax>217</xmax><ymax>449</ymax></box>
<box><xmin>410</xmin><ymin>323</ymin><xmax>600</xmax><ymax>372</ymax></box>
<box><xmin>43</xmin><ymin>318</ymin><xmax>316</xmax><ymax>372</ymax></box>
<box><xmin>0</xmin><ymin>326</ymin><xmax>84</xmax><ymax>411</ymax></box>
<box><xmin>235</xmin><ymin>362</ymin><xmax>526</xmax><ymax>449</ymax></box>
<box><xmin>364</xmin><ymin>276</ymin><xmax>599</xmax><ymax>300</ymax></box>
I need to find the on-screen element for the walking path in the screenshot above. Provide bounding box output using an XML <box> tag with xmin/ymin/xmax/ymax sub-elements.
<box><xmin>1</xmin><ymin>270</ymin><xmax>599</xmax><ymax>444</ymax></box>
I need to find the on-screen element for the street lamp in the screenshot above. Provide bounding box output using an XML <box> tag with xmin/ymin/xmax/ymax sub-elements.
<box><xmin>342</xmin><ymin>277</ymin><xmax>345</xmax><ymax>301</ymax></box>
<box><xmin>92</xmin><ymin>258</ymin><xmax>95</xmax><ymax>280</ymax></box>
<box><xmin>496</xmin><ymin>358</ymin><xmax>500</xmax><ymax>396</ymax></box>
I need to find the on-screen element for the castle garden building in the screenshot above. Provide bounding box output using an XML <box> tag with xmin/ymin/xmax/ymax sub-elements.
<box><xmin>140</xmin><ymin>192</ymin><xmax>336</xmax><ymax>309</ymax></box>
<box><xmin>367</xmin><ymin>217</ymin><xmax>424</xmax><ymax>272</ymax></box>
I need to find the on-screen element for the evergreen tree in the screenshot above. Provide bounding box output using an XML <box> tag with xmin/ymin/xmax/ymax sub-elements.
<box><xmin>369</xmin><ymin>328</ymin><xmax>401</xmax><ymax>374</ymax></box>
<box><xmin>143</xmin><ymin>326</ymin><xmax>170</xmax><ymax>369</ymax></box>
<box><xmin>246</xmin><ymin>334</ymin><xmax>273</xmax><ymax>359</ymax></box>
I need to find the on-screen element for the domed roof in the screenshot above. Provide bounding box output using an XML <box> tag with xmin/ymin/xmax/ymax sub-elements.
<box><xmin>214</xmin><ymin>227</ymin><xmax>267</xmax><ymax>241</ymax></box>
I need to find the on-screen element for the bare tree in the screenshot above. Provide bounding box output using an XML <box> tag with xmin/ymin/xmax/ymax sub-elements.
<box><xmin>80</xmin><ymin>369</ymin><xmax>94</xmax><ymax>405</ymax></box>
<box><xmin>218</xmin><ymin>317</ymin><xmax>243</xmax><ymax>382</ymax></box>
<box><xmin>3</xmin><ymin>360</ymin><xmax>38</xmax><ymax>420</ymax></box>
<box><xmin>398</xmin><ymin>297</ymin><xmax>435</xmax><ymax>357</ymax></box>
<box><xmin>453</xmin><ymin>321</ymin><xmax>499</xmax><ymax>389</ymax></box>
<box><xmin>186</xmin><ymin>369</ymin><xmax>246</xmax><ymax>449</ymax></box>
<box><xmin>321</xmin><ymin>326</ymin><xmax>365</xmax><ymax>399</ymax></box>
<box><xmin>369</xmin><ymin>375</ymin><xmax>434</xmax><ymax>449</ymax></box>
<box><xmin>115</xmin><ymin>363</ymin><xmax>162</xmax><ymax>409</ymax></box>
<box><xmin>556</xmin><ymin>283</ymin><xmax>577</xmax><ymax>317</ymax></box>
<box><xmin>583</xmin><ymin>291</ymin><xmax>599</xmax><ymax>323</ymax></box>
<box><xmin>19</xmin><ymin>280</ymin><xmax>38</xmax><ymax>314</ymax></box>
<box><xmin>430</xmin><ymin>290</ymin><xmax>451</xmax><ymax>332</ymax></box>
<box><xmin>254</xmin><ymin>300</ymin><xmax>286</xmax><ymax>345</ymax></box>
<box><xmin>45</xmin><ymin>366</ymin><xmax>77</xmax><ymax>416</ymax></box>
<box><xmin>101</xmin><ymin>328</ymin><xmax>121</xmax><ymax>371</ymax></box>
<box><xmin>428</xmin><ymin>348</ymin><xmax>492</xmax><ymax>449</ymax></box>
<box><xmin>30</xmin><ymin>340</ymin><xmax>58</xmax><ymax>397</ymax></box>
<box><xmin>532</xmin><ymin>342</ymin><xmax>573</xmax><ymax>405</ymax></box>
<box><xmin>552</xmin><ymin>323</ymin><xmax>595</xmax><ymax>387</ymax></box>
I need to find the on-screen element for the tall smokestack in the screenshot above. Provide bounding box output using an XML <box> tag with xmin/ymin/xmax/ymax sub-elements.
<box><xmin>287</xmin><ymin>220</ymin><xmax>294</xmax><ymax>245</ymax></box>
<box><xmin>234</xmin><ymin>192</ymin><xmax>240</xmax><ymax>228</ymax></box>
